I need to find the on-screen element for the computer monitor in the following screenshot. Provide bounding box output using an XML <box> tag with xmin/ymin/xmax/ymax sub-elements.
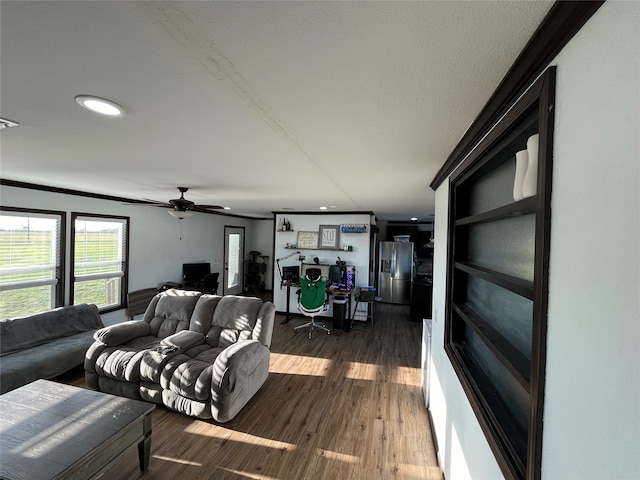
<box><xmin>182</xmin><ymin>262</ymin><xmax>211</xmax><ymax>285</ymax></box>
<box><xmin>328</xmin><ymin>265</ymin><xmax>342</xmax><ymax>285</ymax></box>
<box><xmin>282</xmin><ymin>265</ymin><xmax>300</xmax><ymax>283</ymax></box>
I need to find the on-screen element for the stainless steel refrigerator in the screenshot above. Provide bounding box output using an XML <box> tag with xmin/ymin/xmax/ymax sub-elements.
<box><xmin>378</xmin><ymin>241</ymin><xmax>414</xmax><ymax>304</ymax></box>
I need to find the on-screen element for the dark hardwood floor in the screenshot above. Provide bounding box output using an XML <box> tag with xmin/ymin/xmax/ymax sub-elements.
<box><xmin>61</xmin><ymin>302</ymin><xmax>441</xmax><ymax>479</ymax></box>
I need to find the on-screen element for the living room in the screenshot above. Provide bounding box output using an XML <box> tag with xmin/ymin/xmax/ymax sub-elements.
<box><xmin>2</xmin><ymin>1</ymin><xmax>639</xmax><ymax>480</ymax></box>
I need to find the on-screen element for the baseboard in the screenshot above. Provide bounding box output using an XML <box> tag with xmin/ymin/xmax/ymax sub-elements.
<box><xmin>427</xmin><ymin>406</ymin><xmax>446</xmax><ymax>479</ymax></box>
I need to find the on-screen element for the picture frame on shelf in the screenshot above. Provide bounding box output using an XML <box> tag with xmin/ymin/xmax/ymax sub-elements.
<box><xmin>297</xmin><ymin>231</ymin><xmax>318</xmax><ymax>249</ymax></box>
<box><xmin>319</xmin><ymin>225</ymin><xmax>340</xmax><ymax>250</ymax></box>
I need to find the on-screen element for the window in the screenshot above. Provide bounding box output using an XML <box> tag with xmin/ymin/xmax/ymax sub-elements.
<box><xmin>445</xmin><ymin>68</ymin><xmax>555</xmax><ymax>480</ymax></box>
<box><xmin>71</xmin><ymin>213</ymin><xmax>129</xmax><ymax>312</ymax></box>
<box><xmin>0</xmin><ymin>207</ymin><xmax>65</xmax><ymax>318</ymax></box>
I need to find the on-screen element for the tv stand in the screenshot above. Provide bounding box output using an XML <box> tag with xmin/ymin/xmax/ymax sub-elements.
<box><xmin>159</xmin><ymin>272</ymin><xmax>219</xmax><ymax>294</ymax></box>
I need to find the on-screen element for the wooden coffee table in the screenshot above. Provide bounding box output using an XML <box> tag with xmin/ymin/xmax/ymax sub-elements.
<box><xmin>0</xmin><ymin>379</ymin><xmax>155</xmax><ymax>480</ymax></box>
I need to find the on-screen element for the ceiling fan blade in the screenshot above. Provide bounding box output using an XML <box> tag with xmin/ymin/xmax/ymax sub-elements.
<box><xmin>122</xmin><ymin>200</ymin><xmax>171</xmax><ymax>207</ymax></box>
<box><xmin>122</xmin><ymin>188</ymin><xmax>224</xmax><ymax>213</ymax></box>
<box><xmin>195</xmin><ymin>204</ymin><xmax>225</xmax><ymax>210</ymax></box>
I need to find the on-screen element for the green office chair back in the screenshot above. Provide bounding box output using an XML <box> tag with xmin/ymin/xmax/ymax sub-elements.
<box><xmin>299</xmin><ymin>272</ymin><xmax>328</xmax><ymax>310</ymax></box>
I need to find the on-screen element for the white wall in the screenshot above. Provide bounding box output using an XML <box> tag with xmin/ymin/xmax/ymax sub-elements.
<box><xmin>1</xmin><ymin>184</ymin><xmax>259</xmax><ymax>326</ymax></box>
<box><xmin>427</xmin><ymin>2</ymin><xmax>640</xmax><ymax>478</ymax></box>
<box><xmin>272</xmin><ymin>213</ymin><xmax>373</xmax><ymax>317</ymax></box>
<box><xmin>542</xmin><ymin>1</ymin><xmax>640</xmax><ymax>478</ymax></box>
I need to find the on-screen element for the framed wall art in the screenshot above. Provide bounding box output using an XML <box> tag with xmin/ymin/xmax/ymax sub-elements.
<box><xmin>297</xmin><ymin>231</ymin><xmax>318</xmax><ymax>249</ymax></box>
<box><xmin>319</xmin><ymin>225</ymin><xmax>340</xmax><ymax>250</ymax></box>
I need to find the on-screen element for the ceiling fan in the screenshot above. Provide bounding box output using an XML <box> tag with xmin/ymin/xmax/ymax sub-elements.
<box><xmin>128</xmin><ymin>187</ymin><xmax>225</xmax><ymax>218</ymax></box>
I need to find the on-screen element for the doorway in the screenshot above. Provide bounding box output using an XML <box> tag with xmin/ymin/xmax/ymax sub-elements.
<box><xmin>224</xmin><ymin>226</ymin><xmax>245</xmax><ymax>295</ymax></box>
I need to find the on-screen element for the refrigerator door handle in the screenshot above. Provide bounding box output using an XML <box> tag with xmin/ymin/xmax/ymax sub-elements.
<box><xmin>391</xmin><ymin>252</ymin><xmax>396</xmax><ymax>279</ymax></box>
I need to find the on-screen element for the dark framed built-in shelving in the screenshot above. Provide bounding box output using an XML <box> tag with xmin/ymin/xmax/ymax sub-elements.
<box><xmin>445</xmin><ymin>67</ymin><xmax>555</xmax><ymax>480</ymax></box>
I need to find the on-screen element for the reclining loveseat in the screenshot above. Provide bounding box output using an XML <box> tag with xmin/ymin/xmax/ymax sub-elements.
<box><xmin>85</xmin><ymin>289</ymin><xmax>275</xmax><ymax>422</ymax></box>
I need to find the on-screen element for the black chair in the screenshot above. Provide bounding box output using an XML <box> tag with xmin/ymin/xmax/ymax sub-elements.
<box><xmin>202</xmin><ymin>272</ymin><xmax>219</xmax><ymax>294</ymax></box>
<box><xmin>294</xmin><ymin>268</ymin><xmax>330</xmax><ymax>339</ymax></box>
<box><xmin>350</xmin><ymin>287</ymin><xmax>376</xmax><ymax>331</ymax></box>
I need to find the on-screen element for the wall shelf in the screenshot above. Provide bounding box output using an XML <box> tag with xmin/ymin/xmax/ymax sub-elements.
<box><xmin>284</xmin><ymin>246</ymin><xmax>354</xmax><ymax>252</ymax></box>
<box><xmin>444</xmin><ymin>67</ymin><xmax>555</xmax><ymax>480</ymax></box>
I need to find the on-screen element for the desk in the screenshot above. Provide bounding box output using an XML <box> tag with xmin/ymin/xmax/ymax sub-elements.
<box><xmin>280</xmin><ymin>283</ymin><xmax>352</xmax><ymax>325</ymax></box>
<box><xmin>280</xmin><ymin>281</ymin><xmax>299</xmax><ymax>324</ymax></box>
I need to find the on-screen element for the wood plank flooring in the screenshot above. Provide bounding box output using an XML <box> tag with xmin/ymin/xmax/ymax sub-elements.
<box><xmin>62</xmin><ymin>303</ymin><xmax>441</xmax><ymax>480</ymax></box>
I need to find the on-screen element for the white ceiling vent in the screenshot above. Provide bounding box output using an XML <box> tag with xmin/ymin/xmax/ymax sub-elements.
<box><xmin>0</xmin><ymin>118</ymin><xmax>19</xmax><ymax>129</ymax></box>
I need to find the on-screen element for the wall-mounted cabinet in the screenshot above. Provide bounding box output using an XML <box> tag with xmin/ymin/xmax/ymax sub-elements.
<box><xmin>445</xmin><ymin>68</ymin><xmax>555</xmax><ymax>480</ymax></box>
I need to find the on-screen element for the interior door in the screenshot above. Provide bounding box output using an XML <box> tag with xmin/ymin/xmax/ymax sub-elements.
<box><xmin>224</xmin><ymin>226</ymin><xmax>245</xmax><ymax>295</ymax></box>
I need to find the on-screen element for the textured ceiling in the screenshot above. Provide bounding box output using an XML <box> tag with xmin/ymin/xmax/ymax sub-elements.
<box><xmin>0</xmin><ymin>1</ymin><xmax>553</xmax><ymax>220</ymax></box>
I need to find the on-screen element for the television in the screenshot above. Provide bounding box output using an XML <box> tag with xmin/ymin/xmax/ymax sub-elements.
<box><xmin>182</xmin><ymin>262</ymin><xmax>211</xmax><ymax>285</ymax></box>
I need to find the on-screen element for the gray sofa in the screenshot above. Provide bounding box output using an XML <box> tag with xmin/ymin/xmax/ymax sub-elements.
<box><xmin>0</xmin><ymin>303</ymin><xmax>104</xmax><ymax>394</ymax></box>
<box><xmin>85</xmin><ymin>289</ymin><xmax>275</xmax><ymax>422</ymax></box>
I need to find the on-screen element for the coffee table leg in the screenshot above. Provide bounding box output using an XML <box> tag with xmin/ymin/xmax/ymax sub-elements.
<box><xmin>138</xmin><ymin>413</ymin><xmax>153</xmax><ymax>471</ymax></box>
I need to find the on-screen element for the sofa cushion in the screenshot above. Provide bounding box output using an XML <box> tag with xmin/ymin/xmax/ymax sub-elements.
<box><xmin>206</xmin><ymin>296</ymin><xmax>261</xmax><ymax>348</ymax></box>
<box><xmin>161</xmin><ymin>352</ymin><xmax>211</xmax><ymax>401</ymax></box>
<box><xmin>94</xmin><ymin>334</ymin><xmax>160</xmax><ymax>382</ymax></box>
<box><xmin>0</xmin><ymin>331</ymin><xmax>96</xmax><ymax>394</ymax></box>
<box><xmin>189</xmin><ymin>295</ymin><xmax>221</xmax><ymax>334</ymax></box>
<box><xmin>161</xmin><ymin>330</ymin><xmax>205</xmax><ymax>350</ymax></box>
<box><xmin>1</xmin><ymin>304</ymin><xmax>102</xmax><ymax>354</ymax></box>
<box><xmin>147</xmin><ymin>295</ymin><xmax>200</xmax><ymax>338</ymax></box>
<box><xmin>140</xmin><ymin>349</ymin><xmax>181</xmax><ymax>383</ymax></box>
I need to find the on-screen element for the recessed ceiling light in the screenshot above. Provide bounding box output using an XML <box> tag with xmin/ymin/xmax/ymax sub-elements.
<box><xmin>75</xmin><ymin>95</ymin><xmax>125</xmax><ymax>117</ymax></box>
<box><xmin>223</xmin><ymin>207</ymin><xmax>231</xmax><ymax>210</ymax></box>
<box><xmin>319</xmin><ymin>206</ymin><xmax>328</xmax><ymax>210</ymax></box>
<box><xmin>410</xmin><ymin>217</ymin><xmax>418</xmax><ymax>221</ymax></box>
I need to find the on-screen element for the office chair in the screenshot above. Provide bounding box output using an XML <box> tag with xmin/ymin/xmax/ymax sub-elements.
<box><xmin>294</xmin><ymin>268</ymin><xmax>330</xmax><ymax>339</ymax></box>
<box><xmin>201</xmin><ymin>272</ymin><xmax>220</xmax><ymax>294</ymax></box>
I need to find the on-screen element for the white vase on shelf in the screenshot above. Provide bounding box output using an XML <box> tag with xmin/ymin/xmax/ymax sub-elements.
<box><xmin>513</xmin><ymin>149</ymin><xmax>528</xmax><ymax>201</ymax></box>
<box><xmin>522</xmin><ymin>133</ymin><xmax>539</xmax><ymax>198</ymax></box>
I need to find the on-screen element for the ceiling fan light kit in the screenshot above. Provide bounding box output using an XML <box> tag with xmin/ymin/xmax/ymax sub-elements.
<box><xmin>168</xmin><ymin>209</ymin><xmax>194</xmax><ymax>219</ymax></box>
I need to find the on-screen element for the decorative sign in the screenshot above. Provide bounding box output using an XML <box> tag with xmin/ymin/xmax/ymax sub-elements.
<box><xmin>297</xmin><ymin>231</ymin><xmax>318</xmax><ymax>249</ymax></box>
<box><xmin>340</xmin><ymin>224</ymin><xmax>368</xmax><ymax>233</ymax></box>
<box><xmin>319</xmin><ymin>225</ymin><xmax>340</xmax><ymax>249</ymax></box>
